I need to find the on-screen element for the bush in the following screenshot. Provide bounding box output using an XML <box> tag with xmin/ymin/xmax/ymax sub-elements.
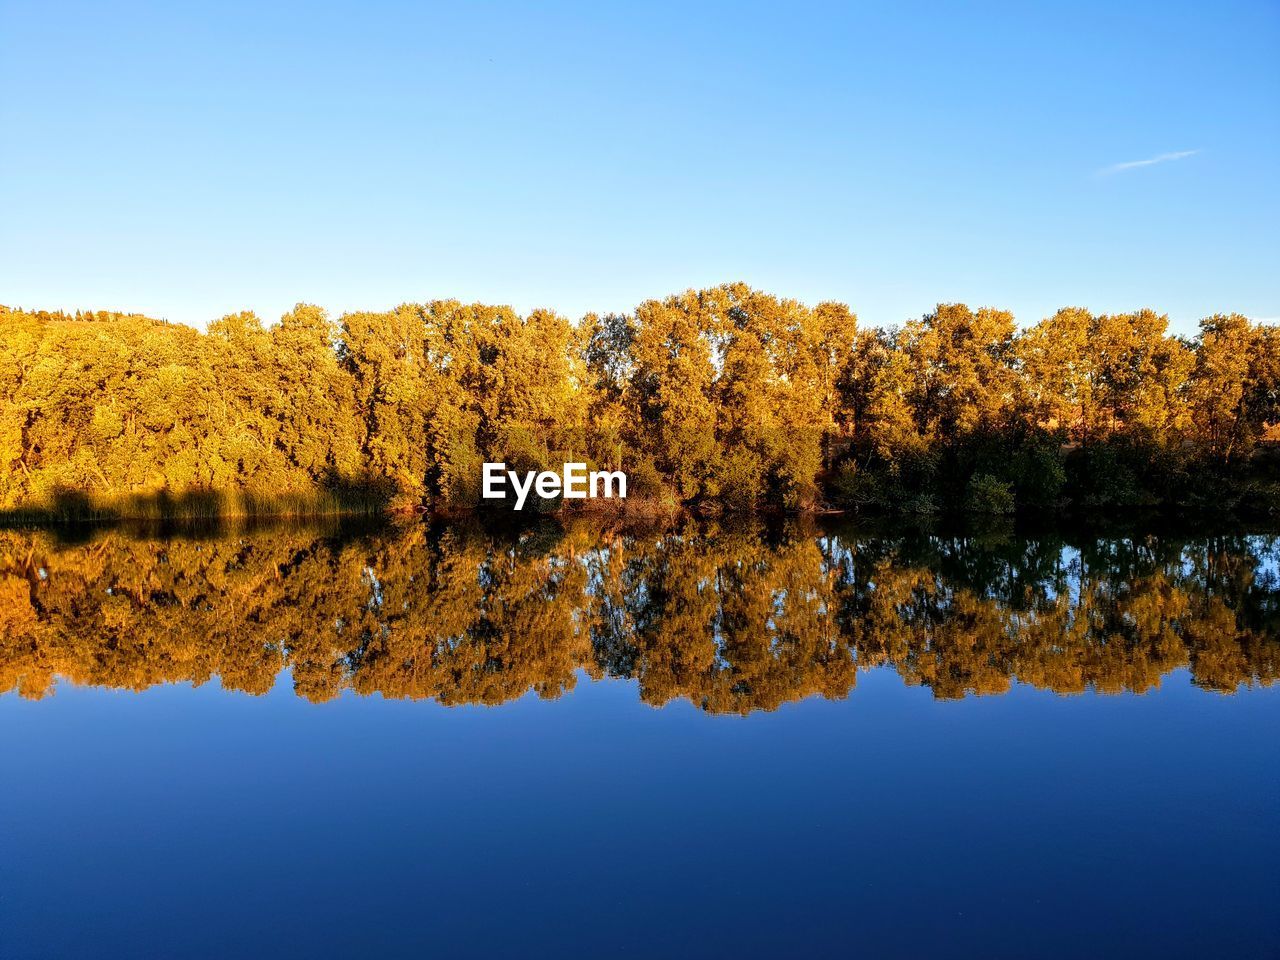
<box><xmin>625</xmin><ymin>457</ymin><xmax>675</xmax><ymax>504</ymax></box>
<box><xmin>901</xmin><ymin>492</ymin><xmax>940</xmax><ymax>516</ymax></box>
<box><xmin>718</xmin><ymin>450</ymin><xmax>766</xmax><ymax>511</ymax></box>
<box><xmin>1011</xmin><ymin>445</ymin><xmax>1066</xmax><ymax>509</ymax></box>
<box><xmin>965</xmin><ymin>473</ymin><xmax>1015</xmax><ymax>514</ymax></box>
<box><xmin>828</xmin><ymin>462</ymin><xmax>884</xmax><ymax>510</ymax></box>
<box><xmin>1067</xmin><ymin>441</ymin><xmax>1148</xmax><ymax>509</ymax></box>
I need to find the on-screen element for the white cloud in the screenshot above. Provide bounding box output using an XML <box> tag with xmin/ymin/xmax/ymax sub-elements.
<box><xmin>1099</xmin><ymin>149</ymin><xmax>1200</xmax><ymax>176</ymax></box>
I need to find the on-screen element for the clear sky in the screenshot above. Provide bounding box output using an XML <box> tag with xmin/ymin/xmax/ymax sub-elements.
<box><xmin>2</xmin><ymin>0</ymin><xmax>1277</xmax><ymax>335</ymax></box>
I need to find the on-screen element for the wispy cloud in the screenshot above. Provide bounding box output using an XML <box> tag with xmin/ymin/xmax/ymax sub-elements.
<box><xmin>1099</xmin><ymin>149</ymin><xmax>1200</xmax><ymax>176</ymax></box>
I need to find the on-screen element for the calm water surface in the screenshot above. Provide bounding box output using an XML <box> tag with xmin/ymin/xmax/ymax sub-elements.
<box><xmin>1</xmin><ymin>519</ymin><xmax>1277</xmax><ymax>958</ymax></box>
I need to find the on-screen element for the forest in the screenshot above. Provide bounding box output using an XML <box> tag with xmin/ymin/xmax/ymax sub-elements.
<box><xmin>3</xmin><ymin>284</ymin><xmax>1279</xmax><ymax>519</ymax></box>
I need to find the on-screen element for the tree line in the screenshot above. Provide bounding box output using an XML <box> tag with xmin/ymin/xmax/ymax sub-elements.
<box><xmin>2</xmin><ymin>522</ymin><xmax>1275</xmax><ymax>710</ymax></box>
<box><xmin>3</xmin><ymin>285</ymin><xmax>1279</xmax><ymax>516</ymax></box>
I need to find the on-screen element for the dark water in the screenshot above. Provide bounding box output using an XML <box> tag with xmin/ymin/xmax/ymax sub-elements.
<box><xmin>1</xmin><ymin>519</ymin><xmax>1277</xmax><ymax>958</ymax></box>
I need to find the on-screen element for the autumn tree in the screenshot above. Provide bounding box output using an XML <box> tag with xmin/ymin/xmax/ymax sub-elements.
<box><xmin>898</xmin><ymin>303</ymin><xmax>1017</xmax><ymax>442</ymax></box>
<box><xmin>1188</xmin><ymin>314</ymin><xmax>1262</xmax><ymax>460</ymax></box>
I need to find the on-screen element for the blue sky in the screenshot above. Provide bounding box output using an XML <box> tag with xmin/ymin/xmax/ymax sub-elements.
<box><xmin>2</xmin><ymin>0</ymin><xmax>1277</xmax><ymax>335</ymax></box>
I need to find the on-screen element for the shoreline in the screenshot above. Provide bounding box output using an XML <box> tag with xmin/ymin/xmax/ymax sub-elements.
<box><xmin>3</xmin><ymin>495</ymin><xmax>1277</xmax><ymax>534</ymax></box>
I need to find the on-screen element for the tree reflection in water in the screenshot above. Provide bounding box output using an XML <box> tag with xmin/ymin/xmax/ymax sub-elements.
<box><xmin>1</xmin><ymin>520</ymin><xmax>1276</xmax><ymax>712</ymax></box>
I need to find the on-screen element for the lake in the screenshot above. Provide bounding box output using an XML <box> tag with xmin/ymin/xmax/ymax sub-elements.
<box><xmin>1</xmin><ymin>518</ymin><xmax>1277</xmax><ymax>958</ymax></box>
